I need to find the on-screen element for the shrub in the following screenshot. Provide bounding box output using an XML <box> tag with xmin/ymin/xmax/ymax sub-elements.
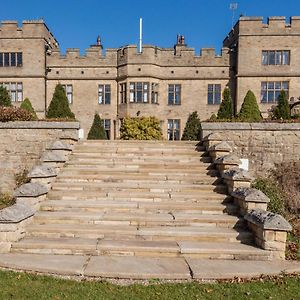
<box><xmin>46</xmin><ymin>84</ymin><xmax>75</xmax><ymax>119</ymax></box>
<box><xmin>120</xmin><ymin>116</ymin><xmax>162</xmax><ymax>140</ymax></box>
<box><xmin>252</xmin><ymin>178</ymin><xmax>285</xmax><ymax>215</ymax></box>
<box><xmin>273</xmin><ymin>90</ymin><xmax>291</xmax><ymax>120</ymax></box>
<box><xmin>87</xmin><ymin>113</ymin><xmax>107</xmax><ymax>140</ymax></box>
<box><xmin>0</xmin><ymin>193</ymin><xmax>15</xmax><ymax>210</ymax></box>
<box><xmin>15</xmin><ymin>169</ymin><xmax>30</xmax><ymax>188</ymax></box>
<box><xmin>181</xmin><ymin>111</ymin><xmax>201</xmax><ymax>141</ymax></box>
<box><xmin>0</xmin><ymin>86</ymin><xmax>12</xmax><ymax>107</ymax></box>
<box><xmin>217</xmin><ymin>88</ymin><xmax>234</xmax><ymax>120</ymax></box>
<box><xmin>238</xmin><ymin>90</ymin><xmax>262</xmax><ymax>122</ymax></box>
<box><xmin>20</xmin><ymin>98</ymin><xmax>38</xmax><ymax>120</ymax></box>
<box><xmin>0</xmin><ymin>106</ymin><xmax>34</xmax><ymax>122</ymax></box>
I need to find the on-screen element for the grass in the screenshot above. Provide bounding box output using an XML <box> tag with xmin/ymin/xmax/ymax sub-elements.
<box><xmin>0</xmin><ymin>270</ymin><xmax>299</xmax><ymax>300</ymax></box>
<box><xmin>0</xmin><ymin>193</ymin><xmax>15</xmax><ymax>210</ymax></box>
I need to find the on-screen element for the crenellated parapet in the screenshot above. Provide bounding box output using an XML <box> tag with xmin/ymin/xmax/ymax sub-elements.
<box><xmin>117</xmin><ymin>45</ymin><xmax>229</xmax><ymax>67</ymax></box>
<box><xmin>224</xmin><ymin>16</ymin><xmax>300</xmax><ymax>46</ymax></box>
<box><xmin>0</xmin><ymin>20</ymin><xmax>58</xmax><ymax>49</ymax></box>
<box><xmin>47</xmin><ymin>47</ymin><xmax>117</xmax><ymax>67</ymax></box>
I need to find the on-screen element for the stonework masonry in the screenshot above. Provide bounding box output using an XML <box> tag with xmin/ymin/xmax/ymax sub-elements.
<box><xmin>201</xmin><ymin>122</ymin><xmax>300</xmax><ymax>176</ymax></box>
<box><xmin>0</xmin><ymin>122</ymin><xmax>79</xmax><ymax>193</ymax></box>
<box><xmin>0</xmin><ymin>17</ymin><xmax>300</xmax><ymax>138</ymax></box>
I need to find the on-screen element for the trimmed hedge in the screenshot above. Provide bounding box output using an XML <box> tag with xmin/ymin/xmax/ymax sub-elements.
<box><xmin>238</xmin><ymin>90</ymin><xmax>262</xmax><ymax>122</ymax></box>
<box><xmin>20</xmin><ymin>98</ymin><xmax>38</xmax><ymax>120</ymax></box>
<box><xmin>120</xmin><ymin>116</ymin><xmax>162</xmax><ymax>140</ymax></box>
<box><xmin>273</xmin><ymin>90</ymin><xmax>291</xmax><ymax>120</ymax></box>
<box><xmin>217</xmin><ymin>88</ymin><xmax>234</xmax><ymax>120</ymax></box>
<box><xmin>0</xmin><ymin>106</ymin><xmax>34</xmax><ymax>122</ymax></box>
<box><xmin>181</xmin><ymin>111</ymin><xmax>201</xmax><ymax>141</ymax></box>
<box><xmin>0</xmin><ymin>86</ymin><xmax>12</xmax><ymax>107</ymax></box>
<box><xmin>87</xmin><ymin>113</ymin><xmax>107</xmax><ymax>140</ymax></box>
<box><xmin>46</xmin><ymin>84</ymin><xmax>75</xmax><ymax>119</ymax></box>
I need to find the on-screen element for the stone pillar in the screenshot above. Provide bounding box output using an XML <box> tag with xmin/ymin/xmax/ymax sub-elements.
<box><xmin>13</xmin><ymin>182</ymin><xmax>49</xmax><ymax>210</ymax></box>
<box><xmin>208</xmin><ymin>141</ymin><xmax>232</xmax><ymax>161</ymax></box>
<box><xmin>245</xmin><ymin>209</ymin><xmax>292</xmax><ymax>259</ymax></box>
<box><xmin>231</xmin><ymin>187</ymin><xmax>270</xmax><ymax>216</ymax></box>
<box><xmin>222</xmin><ymin>167</ymin><xmax>254</xmax><ymax>194</ymax></box>
<box><xmin>214</xmin><ymin>154</ymin><xmax>241</xmax><ymax>176</ymax></box>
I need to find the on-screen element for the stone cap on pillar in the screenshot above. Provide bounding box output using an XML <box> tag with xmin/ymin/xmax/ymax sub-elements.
<box><xmin>28</xmin><ymin>165</ymin><xmax>57</xmax><ymax>179</ymax></box>
<box><xmin>214</xmin><ymin>154</ymin><xmax>241</xmax><ymax>165</ymax></box>
<box><xmin>13</xmin><ymin>182</ymin><xmax>49</xmax><ymax>198</ymax></box>
<box><xmin>222</xmin><ymin>167</ymin><xmax>254</xmax><ymax>182</ymax></box>
<box><xmin>47</xmin><ymin>140</ymin><xmax>72</xmax><ymax>151</ymax></box>
<box><xmin>0</xmin><ymin>203</ymin><xmax>35</xmax><ymax>223</ymax></box>
<box><xmin>245</xmin><ymin>208</ymin><xmax>292</xmax><ymax>231</ymax></box>
<box><xmin>203</xmin><ymin>132</ymin><xmax>223</xmax><ymax>142</ymax></box>
<box><xmin>208</xmin><ymin>141</ymin><xmax>232</xmax><ymax>152</ymax></box>
<box><xmin>41</xmin><ymin>151</ymin><xmax>67</xmax><ymax>163</ymax></box>
<box><xmin>231</xmin><ymin>187</ymin><xmax>270</xmax><ymax>203</ymax></box>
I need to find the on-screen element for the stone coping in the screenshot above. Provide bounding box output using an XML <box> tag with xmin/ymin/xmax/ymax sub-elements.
<box><xmin>245</xmin><ymin>209</ymin><xmax>292</xmax><ymax>231</ymax></box>
<box><xmin>214</xmin><ymin>154</ymin><xmax>241</xmax><ymax>165</ymax></box>
<box><xmin>0</xmin><ymin>121</ymin><xmax>80</xmax><ymax>129</ymax></box>
<box><xmin>201</xmin><ymin>122</ymin><xmax>300</xmax><ymax>131</ymax></box>
<box><xmin>28</xmin><ymin>165</ymin><xmax>57</xmax><ymax>179</ymax></box>
<box><xmin>222</xmin><ymin>168</ymin><xmax>254</xmax><ymax>182</ymax></box>
<box><xmin>0</xmin><ymin>203</ymin><xmax>34</xmax><ymax>223</ymax></box>
<box><xmin>14</xmin><ymin>182</ymin><xmax>49</xmax><ymax>198</ymax></box>
<box><xmin>231</xmin><ymin>187</ymin><xmax>270</xmax><ymax>203</ymax></box>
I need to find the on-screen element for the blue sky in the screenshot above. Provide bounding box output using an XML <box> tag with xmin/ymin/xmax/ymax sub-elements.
<box><xmin>1</xmin><ymin>0</ymin><xmax>299</xmax><ymax>54</ymax></box>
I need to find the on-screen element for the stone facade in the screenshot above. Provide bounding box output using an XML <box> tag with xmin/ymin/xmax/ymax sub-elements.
<box><xmin>0</xmin><ymin>121</ymin><xmax>79</xmax><ymax>193</ymax></box>
<box><xmin>0</xmin><ymin>17</ymin><xmax>300</xmax><ymax>138</ymax></box>
<box><xmin>201</xmin><ymin>122</ymin><xmax>300</xmax><ymax>176</ymax></box>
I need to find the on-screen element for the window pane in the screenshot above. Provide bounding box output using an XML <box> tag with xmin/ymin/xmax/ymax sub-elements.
<box><xmin>11</xmin><ymin>91</ymin><xmax>16</xmax><ymax>102</ymax></box>
<box><xmin>215</xmin><ymin>92</ymin><xmax>221</xmax><ymax>104</ymax></box>
<box><xmin>130</xmin><ymin>83</ymin><xmax>135</xmax><ymax>90</ymax></box>
<box><xmin>261</xmin><ymin>91</ymin><xmax>267</xmax><ymax>103</ymax></box>
<box><xmin>0</xmin><ymin>53</ymin><xmax>3</xmax><ymax>67</ymax></box>
<box><xmin>4</xmin><ymin>53</ymin><xmax>9</xmax><ymax>66</ymax></box>
<box><xmin>67</xmin><ymin>94</ymin><xmax>72</xmax><ymax>104</ymax></box>
<box><xmin>282</xmin><ymin>81</ymin><xmax>289</xmax><ymax>90</ymax></box>
<box><xmin>261</xmin><ymin>82</ymin><xmax>267</xmax><ymax>90</ymax></box>
<box><xmin>269</xmin><ymin>51</ymin><xmax>275</xmax><ymax>65</ymax></box>
<box><xmin>11</xmin><ymin>83</ymin><xmax>16</xmax><ymax>91</ymax></box>
<box><xmin>275</xmin><ymin>91</ymin><xmax>280</xmax><ymax>102</ymax></box>
<box><xmin>143</xmin><ymin>92</ymin><xmax>148</xmax><ymax>102</ymax></box>
<box><xmin>275</xmin><ymin>51</ymin><xmax>282</xmax><ymax>65</ymax></box>
<box><xmin>268</xmin><ymin>91</ymin><xmax>274</xmax><ymax>102</ymax></box>
<box><xmin>175</xmin><ymin>93</ymin><xmax>180</xmax><ymax>104</ymax></box>
<box><xmin>262</xmin><ymin>51</ymin><xmax>268</xmax><ymax>65</ymax></box>
<box><xmin>268</xmin><ymin>82</ymin><xmax>274</xmax><ymax>89</ymax></box>
<box><xmin>66</xmin><ymin>85</ymin><xmax>72</xmax><ymax>93</ymax></box>
<box><xmin>207</xmin><ymin>93</ymin><xmax>213</xmax><ymax>104</ymax></box>
<box><xmin>275</xmin><ymin>82</ymin><xmax>281</xmax><ymax>90</ymax></box>
<box><xmin>17</xmin><ymin>91</ymin><xmax>23</xmax><ymax>102</ymax></box>
<box><xmin>208</xmin><ymin>84</ymin><xmax>213</xmax><ymax>92</ymax></box>
<box><xmin>105</xmin><ymin>92</ymin><xmax>110</xmax><ymax>104</ymax></box>
<box><xmin>10</xmin><ymin>53</ymin><xmax>16</xmax><ymax>66</ymax></box>
<box><xmin>129</xmin><ymin>92</ymin><xmax>134</xmax><ymax>102</ymax></box>
<box><xmin>17</xmin><ymin>53</ymin><xmax>22</xmax><ymax>66</ymax></box>
<box><xmin>98</xmin><ymin>95</ymin><xmax>103</xmax><ymax>104</ymax></box>
<box><xmin>168</xmin><ymin>92</ymin><xmax>174</xmax><ymax>104</ymax></box>
<box><xmin>282</xmin><ymin>51</ymin><xmax>290</xmax><ymax>65</ymax></box>
<box><xmin>136</xmin><ymin>91</ymin><xmax>143</xmax><ymax>102</ymax></box>
<box><xmin>168</xmin><ymin>120</ymin><xmax>173</xmax><ymax>129</ymax></box>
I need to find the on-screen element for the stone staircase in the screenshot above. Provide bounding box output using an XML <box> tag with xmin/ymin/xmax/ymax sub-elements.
<box><xmin>11</xmin><ymin>141</ymin><xmax>271</xmax><ymax>261</ymax></box>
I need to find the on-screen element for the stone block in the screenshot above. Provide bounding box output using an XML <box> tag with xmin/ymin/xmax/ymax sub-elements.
<box><xmin>28</xmin><ymin>165</ymin><xmax>57</xmax><ymax>179</ymax></box>
<box><xmin>14</xmin><ymin>182</ymin><xmax>48</xmax><ymax>198</ymax></box>
<box><xmin>41</xmin><ymin>151</ymin><xmax>66</xmax><ymax>163</ymax></box>
<box><xmin>47</xmin><ymin>141</ymin><xmax>72</xmax><ymax>151</ymax></box>
<box><xmin>0</xmin><ymin>203</ymin><xmax>34</xmax><ymax>223</ymax></box>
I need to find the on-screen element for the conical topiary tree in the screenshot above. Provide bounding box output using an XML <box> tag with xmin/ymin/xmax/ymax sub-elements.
<box><xmin>181</xmin><ymin>111</ymin><xmax>201</xmax><ymax>141</ymax></box>
<box><xmin>20</xmin><ymin>98</ymin><xmax>38</xmax><ymax>120</ymax></box>
<box><xmin>217</xmin><ymin>87</ymin><xmax>234</xmax><ymax>120</ymax></box>
<box><xmin>238</xmin><ymin>90</ymin><xmax>262</xmax><ymax>122</ymax></box>
<box><xmin>0</xmin><ymin>86</ymin><xmax>12</xmax><ymax>107</ymax></box>
<box><xmin>46</xmin><ymin>84</ymin><xmax>75</xmax><ymax>119</ymax></box>
<box><xmin>87</xmin><ymin>113</ymin><xmax>107</xmax><ymax>140</ymax></box>
<box><xmin>273</xmin><ymin>90</ymin><xmax>291</xmax><ymax>120</ymax></box>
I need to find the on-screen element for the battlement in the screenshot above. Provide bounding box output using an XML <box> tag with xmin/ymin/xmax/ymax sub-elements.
<box><xmin>117</xmin><ymin>45</ymin><xmax>229</xmax><ymax>67</ymax></box>
<box><xmin>0</xmin><ymin>20</ymin><xmax>58</xmax><ymax>49</ymax></box>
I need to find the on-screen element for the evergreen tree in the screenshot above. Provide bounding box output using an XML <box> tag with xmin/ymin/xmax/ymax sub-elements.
<box><xmin>181</xmin><ymin>111</ymin><xmax>201</xmax><ymax>141</ymax></box>
<box><xmin>273</xmin><ymin>90</ymin><xmax>291</xmax><ymax>120</ymax></box>
<box><xmin>20</xmin><ymin>98</ymin><xmax>38</xmax><ymax>120</ymax></box>
<box><xmin>217</xmin><ymin>87</ymin><xmax>234</xmax><ymax>119</ymax></box>
<box><xmin>238</xmin><ymin>90</ymin><xmax>262</xmax><ymax>122</ymax></box>
<box><xmin>0</xmin><ymin>86</ymin><xmax>12</xmax><ymax>107</ymax></box>
<box><xmin>87</xmin><ymin>113</ymin><xmax>107</xmax><ymax>140</ymax></box>
<box><xmin>46</xmin><ymin>84</ymin><xmax>75</xmax><ymax>119</ymax></box>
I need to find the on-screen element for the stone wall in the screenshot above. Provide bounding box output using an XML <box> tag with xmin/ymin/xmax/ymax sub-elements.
<box><xmin>0</xmin><ymin>121</ymin><xmax>80</xmax><ymax>193</ymax></box>
<box><xmin>201</xmin><ymin>122</ymin><xmax>300</xmax><ymax>176</ymax></box>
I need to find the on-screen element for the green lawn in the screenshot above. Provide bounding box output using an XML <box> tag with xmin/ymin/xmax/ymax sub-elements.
<box><xmin>0</xmin><ymin>270</ymin><xmax>299</xmax><ymax>300</ymax></box>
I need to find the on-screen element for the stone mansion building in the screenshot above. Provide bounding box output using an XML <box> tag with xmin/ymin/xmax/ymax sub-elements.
<box><xmin>0</xmin><ymin>16</ymin><xmax>299</xmax><ymax>139</ymax></box>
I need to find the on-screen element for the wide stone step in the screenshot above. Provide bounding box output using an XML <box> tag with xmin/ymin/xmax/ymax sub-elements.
<box><xmin>46</xmin><ymin>191</ymin><xmax>230</xmax><ymax>203</ymax></box>
<box><xmin>11</xmin><ymin>238</ymin><xmax>269</xmax><ymax>260</ymax></box>
<box><xmin>50</xmin><ymin>182</ymin><xmax>226</xmax><ymax>192</ymax></box>
<box><xmin>25</xmin><ymin>224</ymin><xmax>252</xmax><ymax>242</ymax></box>
<box><xmin>33</xmin><ymin>211</ymin><xmax>243</xmax><ymax>228</ymax></box>
<box><xmin>40</xmin><ymin>200</ymin><xmax>235</xmax><ymax>215</ymax></box>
